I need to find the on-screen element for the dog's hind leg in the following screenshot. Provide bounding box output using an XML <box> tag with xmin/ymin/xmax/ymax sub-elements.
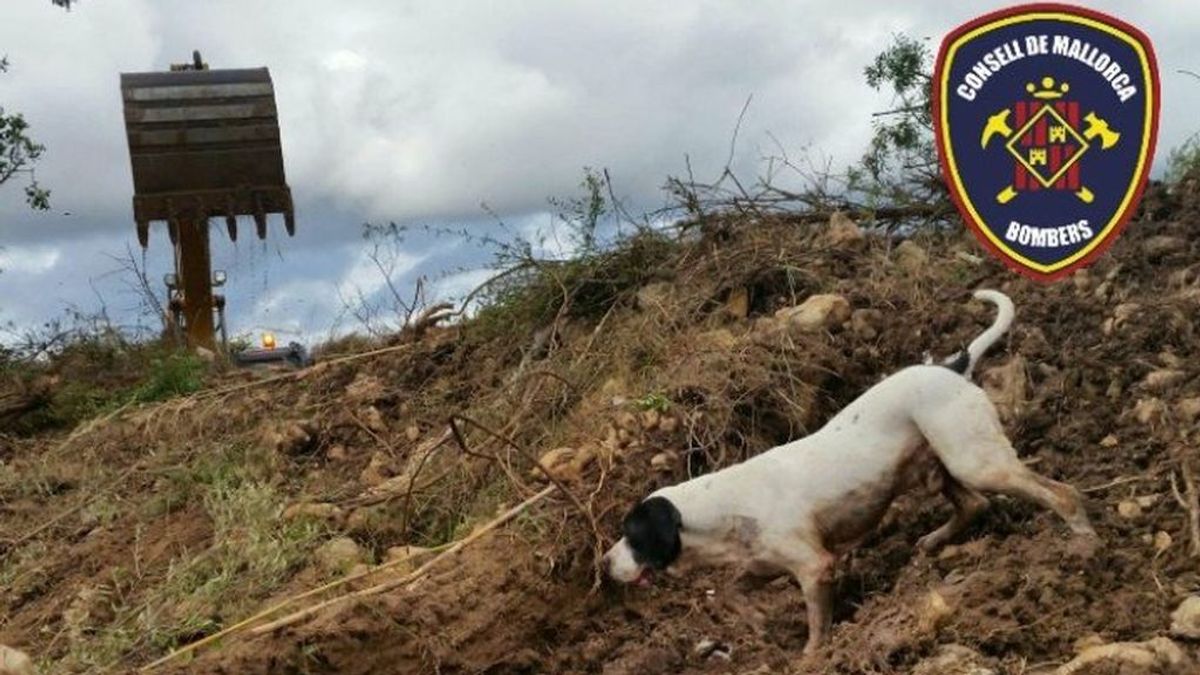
<box><xmin>917</xmin><ymin>468</ymin><xmax>989</xmax><ymax>551</ymax></box>
<box><xmin>914</xmin><ymin>391</ymin><xmax>1096</xmax><ymax>539</ymax></box>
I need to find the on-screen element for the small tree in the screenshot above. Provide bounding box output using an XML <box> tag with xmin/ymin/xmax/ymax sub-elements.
<box><xmin>0</xmin><ymin>58</ymin><xmax>49</xmax><ymax>210</ymax></box>
<box><xmin>851</xmin><ymin>34</ymin><xmax>946</xmax><ymax>211</ymax></box>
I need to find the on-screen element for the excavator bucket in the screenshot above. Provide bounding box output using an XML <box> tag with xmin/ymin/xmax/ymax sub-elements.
<box><xmin>120</xmin><ymin>64</ymin><xmax>294</xmax><ymax>245</ymax></box>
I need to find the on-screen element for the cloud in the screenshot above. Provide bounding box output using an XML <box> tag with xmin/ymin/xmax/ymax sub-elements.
<box><xmin>0</xmin><ymin>244</ymin><xmax>61</xmax><ymax>275</ymax></box>
<box><xmin>1</xmin><ymin>1</ymin><xmax>1198</xmax><ymax>340</ymax></box>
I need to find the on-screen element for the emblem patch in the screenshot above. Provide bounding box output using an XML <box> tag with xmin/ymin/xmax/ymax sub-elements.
<box><xmin>933</xmin><ymin>4</ymin><xmax>1159</xmax><ymax>281</ymax></box>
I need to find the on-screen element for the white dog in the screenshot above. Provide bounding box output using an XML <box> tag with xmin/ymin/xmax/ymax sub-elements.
<box><xmin>601</xmin><ymin>290</ymin><xmax>1096</xmax><ymax>653</ymax></box>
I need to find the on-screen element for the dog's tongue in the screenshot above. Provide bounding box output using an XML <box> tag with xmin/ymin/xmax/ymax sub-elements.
<box><xmin>635</xmin><ymin>568</ymin><xmax>655</xmax><ymax>587</ymax></box>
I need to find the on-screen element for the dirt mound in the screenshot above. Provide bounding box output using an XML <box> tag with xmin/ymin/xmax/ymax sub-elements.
<box><xmin>5</xmin><ymin>185</ymin><xmax>1200</xmax><ymax>673</ymax></box>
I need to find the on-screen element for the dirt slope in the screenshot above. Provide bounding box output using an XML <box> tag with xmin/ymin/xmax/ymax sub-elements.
<box><xmin>5</xmin><ymin>182</ymin><xmax>1200</xmax><ymax>674</ymax></box>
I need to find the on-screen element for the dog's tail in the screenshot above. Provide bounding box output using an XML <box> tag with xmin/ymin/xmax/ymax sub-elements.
<box><xmin>943</xmin><ymin>289</ymin><xmax>1014</xmax><ymax>378</ymax></box>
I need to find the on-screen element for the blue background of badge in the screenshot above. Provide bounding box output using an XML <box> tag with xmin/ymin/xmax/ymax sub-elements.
<box><xmin>944</xmin><ymin>17</ymin><xmax>1150</xmax><ymax>267</ymax></box>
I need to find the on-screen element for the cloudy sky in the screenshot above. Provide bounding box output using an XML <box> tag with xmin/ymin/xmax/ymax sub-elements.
<box><xmin>1</xmin><ymin>0</ymin><xmax>1197</xmax><ymax>345</ymax></box>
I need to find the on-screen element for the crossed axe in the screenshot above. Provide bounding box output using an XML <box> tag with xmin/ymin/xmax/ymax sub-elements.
<box><xmin>981</xmin><ymin>108</ymin><xmax>1120</xmax><ymax>205</ymax></box>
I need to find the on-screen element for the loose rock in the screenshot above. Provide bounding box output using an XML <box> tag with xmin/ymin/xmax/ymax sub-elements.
<box><xmin>1176</xmin><ymin>398</ymin><xmax>1200</xmax><ymax>424</ymax></box>
<box><xmin>1052</xmin><ymin>637</ymin><xmax>1190</xmax><ymax>674</ymax></box>
<box><xmin>851</xmin><ymin>309</ymin><xmax>883</xmax><ymax>339</ymax></box>
<box><xmin>825</xmin><ymin>211</ymin><xmax>864</xmax><ymax>248</ymax></box>
<box><xmin>0</xmin><ymin>646</ymin><xmax>35</xmax><ymax>675</ymax></box>
<box><xmin>1143</xmin><ymin>369</ymin><xmax>1186</xmax><ymax>391</ymax></box>
<box><xmin>315</xmin><ymin>537</ymin><xmax>364</xmax><ymax>575</ymax></box>
<box><xmin>775</xmin><ymin>294</ymin><xmax>851</xmax><ymax>334</ymax></box>
<box><xmin>911</xmin><ymin>644</ymin><xmax>996</xmax><ymax>675</ymax></box>
<box><xmin>1132</xmin><ymin>398</ymin><xmax>1167</xmax><ymax>427</ymax></box>
<box><xmin>1117</xmin><ymin>500</ymin><xmax>1143</xmax><ymax>519</ymax></box>
<box><xmin>283</xmin><ymin>502</ymin><xmax>344</xmax><ymax>523</ymax></box>
<box><xmin>1170</xmin><ymin>596</ymin><xmax>1200</xmax><ymax>640</ymax></box>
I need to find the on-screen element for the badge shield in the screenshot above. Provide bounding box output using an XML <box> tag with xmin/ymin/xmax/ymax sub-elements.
<box><xmin>933</xmin><ymin>4</ymin><xmax>1159</xmax><ymax>281</ymax></box>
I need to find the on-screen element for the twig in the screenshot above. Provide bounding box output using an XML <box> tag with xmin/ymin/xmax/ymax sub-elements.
<box><xmin>1081</xmin><ymin>475</ymin><xmax>1147</xmax><ymax>494</ymax></box>
<box><xmin>449</xmin><ymin>413</ymin><xmax>608</xmax><ymax>589</ymax></box>
<box><xmin>248</xmin><ymin>486</ymin><xmax>556</xmax><ymax>636</ymax></box>
<box><xmin>1170</xmin><ymin>459</ymin><xmax>1200</xmax><ymax>558</ymax></box>
<box><xmin>449</xmin><ymin>414</ymin><xmax>600</xmax><ymax>543</ymax></box>
<box><xmin>447</xmin><ymin>416</ymin><xmax>530</xmax><ymax>498</ymax></box>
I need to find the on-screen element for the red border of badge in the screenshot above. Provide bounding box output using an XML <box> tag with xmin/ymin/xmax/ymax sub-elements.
<box><xmin>932</xmin><ymin>3</ymin><xmax>1161</xmax><ymax>283</ymax></box>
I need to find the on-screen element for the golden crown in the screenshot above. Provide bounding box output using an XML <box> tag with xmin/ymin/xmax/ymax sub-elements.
<box><xmin>1026</xmin><ymin>77</ymin><xmax>1070</xmax><ymax>100</ymax></box>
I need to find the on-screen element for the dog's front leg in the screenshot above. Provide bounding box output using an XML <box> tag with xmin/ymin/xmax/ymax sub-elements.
<box><xmin>787</xmin><ymin>547</ymin><xmax>836</xmax><ymax>654</ymax></box>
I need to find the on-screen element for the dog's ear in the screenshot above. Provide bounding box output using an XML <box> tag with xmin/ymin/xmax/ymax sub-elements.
<box><xmin>622</xmin><ymin>496</ymin><xmax>682</xmax><ymax>570</ymax></box>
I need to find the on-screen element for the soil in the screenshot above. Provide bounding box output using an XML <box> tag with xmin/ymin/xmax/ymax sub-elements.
<box><xmin>5</xmin><ymin>180</ymin><xmax>1200</xmax><ymax>674</ymax></box>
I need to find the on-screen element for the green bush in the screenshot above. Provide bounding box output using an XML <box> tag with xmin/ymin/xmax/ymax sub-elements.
<box><xmin>1166</xmin><ymin>134</ymin><xmax>1200</xmax><ymax>186</ymax></box>
<box><xmin>130</xmin><ymin>353</ymin><xmax>205</xmax><ymax>403</ymax></box>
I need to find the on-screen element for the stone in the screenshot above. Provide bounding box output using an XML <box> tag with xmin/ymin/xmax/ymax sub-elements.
<box><xmin>775</xmin><ymin>294</ymin><xmax>851</xmax><ymax>334</ymax></box>
<box><xmin>1132</xmin><ymin>398</ymin><xmax>1167</xmax><ymax>427</ymax></box>
<box><xmin>894</xmin><ymin>240</ymin><xmax>929</xmax><ymax>273</ymax></box>
<box><xmin>640</xmin><ymin>410</ymin><xmax>661</xmax><ymax>432</ymax></box>
<box><xmin>265</xmin><ymin>421</ymin><xmax>316</xmax><ymax>455</ymax></box>
<box><xmin>361</xmin><ymin>405</ymin><xmax>387</xmax><ymax>433</ymax></box>
<box><xmin>1053</xmin><ymin>637</ymin><xmax>1189</xmax><ymax>674</ymax></box>
<box><xmin>282</xmin><ymin>502</ymin><xmax>344</xmax><ymax>523</ymax></box>
<box><xmin>659</xmin><ymin>415</ymin><xmax>679</xmax><ymax>434</ymax></box>
<box><xmin>1154</xmin><ymin>531</ymin><xmax>1173</xmax><ymax>553</ymax></box>
<box><xmin>359</xmin><ymin>452</ymin><xmax>394</xmax><ymax>487</ymax></box>
<box><xmin>1100</xmin><ymin>435</ymin><xmax>1119</xmax><ymax>448</ymax></box>
<box><xmin>825</xmin><ymin>211</ymin><xmax>864</xmax><ymax>248</ymax></box>
<box><xmin>1072</xmin><ymin>269</ymin><xmax>1093</xmax><ymax>294</ymax></box>
<box><xmin>326</xmin><ymin>444</ymin><xmax>348</xmax><ymax>461</ymax></box>
<box><xmin>193</xmin><ymin>346</ymin><xmax>216</xmax><ymax>363</ymax></box>
<box><xmin>650</xmin><ymin>453</ymin><xmax>674</xmax><ymax>472</ymax></box>
<box><xmin>315</xmin><ymin>537</ymin><xmax>364</xmax><ymax>575</ymax></box>
<box><xmin>531</xmin><ymin>446</ymin><xmax>594</xmax><ymax>483</ymax></box>
<box><xmin>916</xmin><ymin>589</ymin><xmax>953</xmax><ymax>634</ymax></box>
<box><xmin>1177</xmin><ymin>398</ymin><xmax>1200</xmax><ymax>424</ymax></box>
<box><xmin>911</xmin><ymin>644</ymin><xmax>996</xmax><ymax>675</ymax></box>
<box><xmin>1144</xmin><ymin>234</ymin><xmax>1186</xmax><ymax>257</ymax></box>
<box><xmin>0</xmin><ymin>646</ymin><xmax>35</xmax><ymax>675</ymax></box>
<box><xmin>1143</xmin><ymin>369</ymin><xmax>1187</xmax><ymax>391</ymax></box>
<box><xmin>1112</xmin><ymin>303</ymin><xmax>1141</xmax><ymax>329</ymax></box>
<box><xmin>616</xmin><ymin>412</ymin><xmax>640</xmax><ymax>432</ymax></box>
<box><xmin>1117</xmin><ymin>500</ymin><xmax>1143</xmax><ymax>519</ymax></box>
<box><xmin>405</xmin><ymin>425</ymin><xmax>421</xmax><ymax>442</ymax></box>
<box><xmin>850</xmin><ymin>309</ymin><xmax>883</xmax><ymax>339</ymax></box>
<box><xmin>1170</xmin><ymin>596</ymin><xmax>1200</xmax><ymax>639</ymax></box>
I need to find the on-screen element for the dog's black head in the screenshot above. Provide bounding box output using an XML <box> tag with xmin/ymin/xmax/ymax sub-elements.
<box><xmin>621</xmin><ymin>496</ymin><xmax>683</xmax><ymax>571</ymax></box>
